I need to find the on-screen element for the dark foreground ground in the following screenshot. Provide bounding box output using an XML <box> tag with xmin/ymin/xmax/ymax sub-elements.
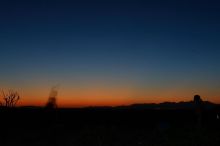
<box><xmin>0</xmin><ymin>107</ymin><xmax>220</xmax><ymax>146</ymax></box>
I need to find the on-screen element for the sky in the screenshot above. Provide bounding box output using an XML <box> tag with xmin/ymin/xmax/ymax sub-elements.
<box><xmin>0</xmin><ymin>0</ymin><xmax>220</xmax><ymax>107</ymax></box>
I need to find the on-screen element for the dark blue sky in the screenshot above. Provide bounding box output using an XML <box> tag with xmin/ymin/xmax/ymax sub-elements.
<box><xmin>0</xmin><ymin>0</ymin><xmax>220</xmax><ymax>105</ymax></box>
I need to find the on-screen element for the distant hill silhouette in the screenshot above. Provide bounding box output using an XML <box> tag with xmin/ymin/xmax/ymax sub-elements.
<box><xmin>18</xmin><ymin>100</ymin><xmax>218</xmax><ymax>110</ymax></box>
<box><xmin>125</xmin><ymin>101</ymin><xmax>217</xmax><ymax>110</ymax></box>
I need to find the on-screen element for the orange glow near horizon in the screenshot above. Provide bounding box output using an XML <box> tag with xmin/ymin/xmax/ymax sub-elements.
<box><xmin>1</xmin><ymin>81</ymin><xmax>220</xmax><ymax>107</ymax></box>
<box><xmin>17</xmin><ymin>95</ymin><xmax>220</xmax><ymax>108</ymax></box>
<box><xmin>15</xmin><ymin>88</ymin><xmax>220</xmax><ymax>107</ymax></box>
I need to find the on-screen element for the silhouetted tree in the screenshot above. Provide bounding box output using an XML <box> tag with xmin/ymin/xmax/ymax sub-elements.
<box><xmin>1</xmin><ymin>90</ymin><xmax>20</xmax><ymax>108</ymax></box>
<box><xmin>194</xmin><ymin>95</ymin><xmax>203</xmax><ymax>127</ymax></box>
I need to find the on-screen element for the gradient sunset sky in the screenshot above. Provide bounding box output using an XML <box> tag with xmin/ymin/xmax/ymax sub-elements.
<box><xmin>0</xmin><ymin>0</ymin><xmax>220</xmax><ymax>107</ymax></box>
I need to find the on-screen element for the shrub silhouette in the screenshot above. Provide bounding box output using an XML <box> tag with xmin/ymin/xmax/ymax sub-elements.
<box><xmin>1</xmin><ymin>90</ymin><xmax>20</xmax><ymax>107</ymax></box>
<box><xmin>45</xmin><ymin>86</ymin><xmax>59</xmax><ymax>109</ymax></box>
<box><xmin>46</xmin><ymin>97</ymin><xmax>57</xmax><ymax>109</ymax></box>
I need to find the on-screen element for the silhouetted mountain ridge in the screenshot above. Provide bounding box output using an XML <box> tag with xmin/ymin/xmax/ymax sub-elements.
<box><xmin>126</xmin><ymin>101</ymin><xmax>216</xmax><ymax>110</ymax></box>
<box><xmin>17</xmin><ymin>100</ymin><xmax>218</xmax><ymax>110</ymax></box>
